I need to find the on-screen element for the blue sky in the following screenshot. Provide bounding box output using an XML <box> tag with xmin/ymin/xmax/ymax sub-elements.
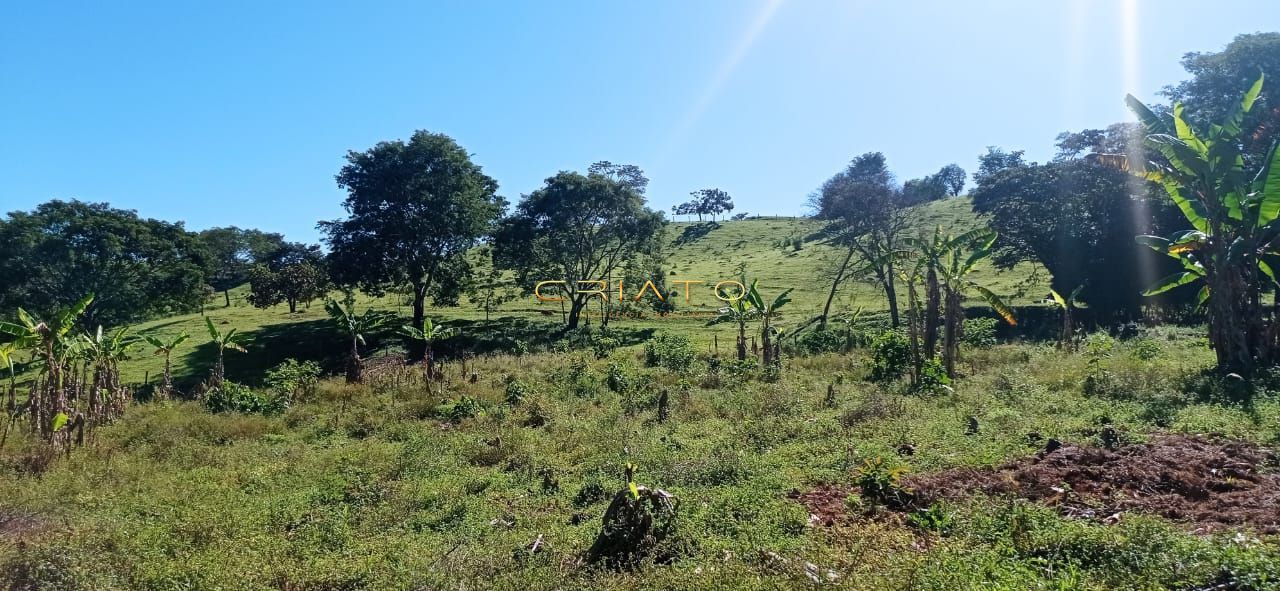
<box><xmin>2</xmin><ymin>1</ymin><xmax>1276</xmax><ymax>244</ymax></box>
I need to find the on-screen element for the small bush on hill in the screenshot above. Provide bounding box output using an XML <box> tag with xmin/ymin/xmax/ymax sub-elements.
<box><xmin>644</xmin><ymin>332</ymin><xmax>697</xmax><ymax>372</ymax></box>
<box><xmin>204</xmin><ymin>382</ymin><xmax>288</xmax><ymax>414</ymax></box>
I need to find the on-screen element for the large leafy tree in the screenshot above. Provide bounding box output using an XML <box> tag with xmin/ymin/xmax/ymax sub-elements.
<box><xmin>970</xmin><ymin>158</ymin><xmax>1187</xmax><ymax>319</ymax></box>
<box><xmin>935</xmin><ymin>164</ymin><xmax>967</xmax><ymax>196</ymax></box>
<box><xmin>813</xmin><ymin>152</ymin><xmax>909</xmax><ymax>327</ymax></box>
<box><xmin>0</xmin><ymin>200</ymin><xmax>208</xmax><ymax>327</ymax></box>
<box><xmin>196</xmin><ymin>227</ymin><xmax>295</xmax><ymax>307</ymax></box>
<box><xmin>1128</xmin><ymin>75</ymin><xmax>1280</xmax><ymax>378</ymax></box>
<box><xmin>494</xmin><ymin>166</ymin><xmax>666</xmax><ymax>330</ymax></box>
<box><xmin>1161</xmin><ymin>32</ymin><xmax>1280</xmax><ymax>177</ymax></box>
<box><xmin>320</xmin><ymin>131</ymin><xmax>505</xmax><ymax>352</ymax></box>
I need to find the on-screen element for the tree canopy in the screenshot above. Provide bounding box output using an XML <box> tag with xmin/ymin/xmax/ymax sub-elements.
<box><xmin>494</xmin><ymin>166</ymin><xmax>666</xmax><ymax>329</ymax></box>
<box><xmin>0</xmin><ymin>200</ymin><xmax>209</xmax><ymax>328</ymax></box>
<box><xmin>319</xmin><ymin>130</ymin><xmax>506</xmax><ymax>337</ymax></box>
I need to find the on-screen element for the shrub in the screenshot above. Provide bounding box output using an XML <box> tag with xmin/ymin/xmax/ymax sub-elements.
<box><xmin>264</xmin><ymin>359</ymin><xmax>322</xmax><ymax>402</ymax></box>
<box><xmin>913</xmin><ymin>357</ymin><xmax>951</xmax><ymax>395</ymax></box>
<box><xmin>790</xmin><ymin>328</ymin><xmax>849</xmax><ymax>355</ymax></box>
<box><xmin>434</xmin><ymin>396</ymin><xmax>483</xmax><ymax>423</ymax></box>
<box><xmin>204</xmin><ymin>381</ymin><xmax>288</xmax><ymax>414</ymax></box>
<box><xmin>606</xmin><ymin>361</ymin><xmax>635</xmax><ymax>393</ymax></box>
<box><xmin>504</xmin><ymin>376</ymin><xmax>532</xmax><ymax>405</ymax></box>
<box><xmin>868</xmin><ymin>330</ymin><xmax>911</xmax><ymax>384</ymax></box>
<box><xmin>856</xmin><ymin>456</ymin><xmax>913</xmax><ymax>509</ymax></box>
<box><xmin>644</xmin><ymin>332</ymin><xmax>697</xmax><ymax>372</ymax></box>
<box><xmin>962</xmin><ymin>317</ymin><xmax>998</xmax><ymax>348</ymax></box>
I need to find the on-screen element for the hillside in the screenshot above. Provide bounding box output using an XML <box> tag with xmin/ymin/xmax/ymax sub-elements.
<box><xmin>118</xmin><ymin>197</ymin><xmax>1045</xmax><ymax>386</ymax></box>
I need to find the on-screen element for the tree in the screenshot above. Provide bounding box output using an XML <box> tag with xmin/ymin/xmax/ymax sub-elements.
<box><xmin>468</xmin><ymin>246</ymin><xmax>517</xmax><ymax>322</ymax></box>
<box><xmin>1127</xmin><ymin>75</ymin><xmax>1280</xmax><ymax>378</ymax></box>
<box><xmin>0</xmin><ymin>200</ymin><xmax>209</xmax><ymax>328</ymax></box>
<box><xmin>78</xmin><ymin>325</ymin><xmax>138</xmax><ymax>423</ymax></box>
<box><xmin>204</xmin><ymin>317</ymin><xmax>247</xmax><ymax>388</ymax></box>
<box><xmin>400</xmin><ymin>316</ymin><xmax>456</xmax><ymax>384</ymax></box>
<box><xmin>691</xmin><ymin>188</ymin><xmax>734</xmax><ymax>221</ymax></box>
<box><xmin>813</xmin><ymin>152</ymin><xmax>909</xmax><ymax>327</ymax></box>
<box><xmin>143</xmin><ymin>332</ymin><xmax>190</xmax><ymax>398</ymax></box>
<box><xmin>1161</xmin><ymin>32</ymin><xmax>1280</xmax><ymax>177</ymax></box>
<box><xmin>494</xmin><ymin>167</ymin><xmax>666</xmax><ymax>330</ymax></box>
<box><xmin>973</xmin><ymin>147</ymin><xmax>1028</xmax><ymax>186</ymax></box>
<box><xmin>936</xmin><ymin>164</ymin><xmax>967</xmax><ymax>196</ymax></box>
<box><xmin>902</xmin><ymin>175</ymin><xmax>948</xmax><ymax>204</ymax></box>
<box><xmin>246</xmin><ymin>261</ymin><xmax>327</xmax><ymax>313</ymax></box>
<box><xmin>970</xmin><ymin>159</ymin><xmax>1186</xmax><ymax>319</ymax></box>
<box><xmin>320</xmin><ymin>131</ymin><xmax>504</xmax><ymax>356</ymax></box>
<box><xmin>325</xmin><ymin>296</ymin><xmax>395</xmax><ymax>383</ymax></box>
<box><xmin>196</xmin><ymin>227</ymin><xmax>298</xmax><ymax>307</ymax></box>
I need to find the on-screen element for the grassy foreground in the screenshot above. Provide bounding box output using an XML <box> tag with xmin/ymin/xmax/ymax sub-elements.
<box><xmin>3</xmin><ymin>324</ymin><xmax>1279</xmax><ymax>590</ymax></box>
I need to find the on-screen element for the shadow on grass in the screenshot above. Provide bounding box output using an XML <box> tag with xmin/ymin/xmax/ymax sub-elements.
<box><xmin>673</xmin><ymin>222</ymin><xmax>721</xmax><ymax>246</ymax></box>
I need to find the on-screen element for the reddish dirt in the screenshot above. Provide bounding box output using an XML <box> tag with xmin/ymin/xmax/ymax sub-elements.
<box><xmin>791</xmin><ymin>435</ymin><xmax>1280</xmax><ymax>534</ymax></box>
<box><xmin>0</xmin><ymin>508</ymin><xmax>45</xmax><ymax>541</ymax></box>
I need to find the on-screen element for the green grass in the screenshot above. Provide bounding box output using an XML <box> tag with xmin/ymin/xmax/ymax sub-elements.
<box><xmin>120</xmin><ymin>197</ymin><xmax>1046</xmax><ymax>387</ymax></box>
<box><xmin>3</xmin><ymin>325</ymin><xmax>1278</xmax><ymax>589</ymax></box>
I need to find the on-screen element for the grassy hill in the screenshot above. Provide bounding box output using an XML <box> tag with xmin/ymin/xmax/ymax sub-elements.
<box><xmin>121</xmin><ymin>197</ymin><xmax>1045</xmax><ymax>386</ymax></box>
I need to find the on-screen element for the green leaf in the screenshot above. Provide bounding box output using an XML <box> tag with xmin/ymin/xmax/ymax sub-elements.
<box><xmin>51</xmin><ymin>412</ymin><xmax>68</xmax><ymax>432</ymax></box>
<box><xmin>205</xmin><ymin>316</ymin><xmax>219</xmax><ymax>341</ymax></box>
<box><xmin>1261</xmin><ymin>260</ymin><xmax>1279</xmax><ymax>287</ymax></box>
<box><xmin>971</xmin><ymin>284</ymin><xmax>1016</xmax><ymax>326</ymax></box>
<box><xmin>1257</xmin><ymin>142</ymin><xmax>1280</xmax><ymax>227</ymax></box>
<box><xmin>628</xmin><ymin>482</ymin><xmax>640</xmax><ymax>500</ymax></box>
<box><xmin>1047</xmin><ymin>288</ymin><xmax>1066</xmax><ymax>309</ymax></box>
<box><xmin>1143</xmin><ymin>271</ymin><xmax>1200</xmax><ymax>296</ymax></box>
<box><xmin>1125</xmin><ymin>94</ymin><xmax>1170</xmax><ymax>134</ymax></box>
<box><xmin>1157</xmin><ymin>180</ymin><xmax>1209</xmax><ymax>233</ymax></box>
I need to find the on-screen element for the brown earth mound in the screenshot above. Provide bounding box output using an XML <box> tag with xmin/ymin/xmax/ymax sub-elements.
<box><xmin>791</xmin><ymin>435</ymin><xmax>1280</xmax><ymax>534</ymax></box>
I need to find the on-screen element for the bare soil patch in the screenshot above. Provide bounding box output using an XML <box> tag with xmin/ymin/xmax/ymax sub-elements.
<box><xmin>791</xmin><ymin>435</ymin><xmax>1280</xmax><ymax>534</ymax></box>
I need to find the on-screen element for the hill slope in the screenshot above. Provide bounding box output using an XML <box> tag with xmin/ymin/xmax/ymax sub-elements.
<box><xmin>121</xmin><ymin>197</ymin><xmax>1045</xmax><ymax>384</ymax></box>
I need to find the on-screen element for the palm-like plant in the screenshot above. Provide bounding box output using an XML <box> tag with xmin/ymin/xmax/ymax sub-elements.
<box><xmin>743</xmin><ymin>279</ymin><xmax>793</xmax><ymax>368</ymax></box>
<box><xmin>1046</xmin><ymin>285</ymin><xmax>1084</xmax><ymax>351</ymax></box>
<box><xmin>1127</xmin><ymin>74</ymin><xmax>1280</xmax><ymax>376</ymax></box>
<box><xmin>79</xmin><ymin>325</ymin><xmax>138</xmax><ymax>422</ymax></box>
<box><xmin>204</xmin><ymin>317</ymin><xmax>248</xmax><ymax>388</ymax></box>
<box><xmin>904</xmin><ymin>227</ymin><xmax>1016</xmax><ymax>378</ymax></box>
<box><xmin>401</xmin><ymin>316</ymin><xmax>456</xmax><ymax>382</ymax></box>
<box><xmin>143</xmin><ymin>332</ymin><xmax>190</xmax><ymax>398</ymax></box>
<box><xmin>326</xmin><ymin>297</ymin><xmax>395</xmax><ymax>383</ymax></box>
<box><xmin>713</xmin><ymin>291</ymin><xmax>758</xmax><ymax>361</ymax></box>
<box><xmin>0</xmin><ymin>294</ymin><xmax>93</xmax><ymax>437</ymax></box>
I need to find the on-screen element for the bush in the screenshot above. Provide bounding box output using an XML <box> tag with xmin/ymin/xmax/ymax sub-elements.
<box><xmin>204</xmin><ymin>381</ymin><xmax>288</xmax><ymax>414</ymax></box>
<box><xmin>264</xmin><ymin>359</ymin><xmax>322</xmax><ymax>402</ymax></box>
<box><xmin>913</xmin><ymin>357</ymin><xmax>951</xmax><ymax>395</ymax></box>
<box><xmin>504</xmin><ymin>376</ymin><xmax>532</xmax><ymax>405</ymax></box>
<box><xmin>606</xmin><ymin>361</ymin><xmax>635</xmax><ymax>393</ymax></box>
<box><xmin>434</xmin><ymin>396</ymin><xmax>483</xmax><ymax>423</ymax></box>
<box><xmin>868</xmin><ymin>330</ymin><xmax>911</xmax><ymax>384</ymax></box>
<box><xmin>962</xmin><ymin>317</ymin><xmax>998</xmax><ymax>348</ymax></box>
<box><xmin>644</xmin><ymin>332</ymin><xmax>697</xmax><ymax>372</ymax></box>
<box><xmin>790</xmin><ymin>328</ymin><xmax>850</xmax><ymax>355</ymax></box>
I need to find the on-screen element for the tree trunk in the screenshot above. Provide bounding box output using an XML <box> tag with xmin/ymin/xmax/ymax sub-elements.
<box><xmin>346</xmin><ymin>337</ymin><xmax>362</xmax><ymax>383</ymax></box>
<box><xmin>224</xmin><ymin>289</ymin><xmax>231</xmax><ymax>307</ymax></box>
<box><xmin>821</xmin><ymin>248</ymin><xmax>856</xmax><ymax>330</ymax></box>
<box><xmin>924</xmin><ymin>267</ymin><xmax>940</xmax><ymax>359</ymax></box>
<box><xmin>567</xmin><ymin>297</ymin><xmax>586</xmax><ymax>330</ymax></box>
<box><xmin>288</xmin><ymin>298</ymin><xmax>298</xmax><ymax>314</ymax></box>
<box><xmin>943</xmin><ymin>289</ymin><xmax>963</xmax><ymax>379</ymax></box>
<box><xmin>410</xmin><ymin>283</ymin><xmax>428</xmax><ymax>359</ymax></box>
<box><xmin>736</xmin><ymin>323</ymin><xmax>747</xmax><ymax>361</ymax></box>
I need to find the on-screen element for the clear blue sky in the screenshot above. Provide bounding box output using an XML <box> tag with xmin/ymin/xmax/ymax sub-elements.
<box><xmin>2</xmin><ymin>1</ymin><xmax>1276</xmax><ymax>244</ymax></box>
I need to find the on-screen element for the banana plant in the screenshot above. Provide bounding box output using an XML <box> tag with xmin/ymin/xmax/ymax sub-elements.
<box><xmin>327</xmin><ymin>297</ymin><xmax>395</xmax><ymax>383</ymax></box>
<box><xmin>0</xmin><ymin>294</ymin><xmax>93</xmax><ymax>437</ymax></box>
<box><xmin>205</xmin><ymin>317</ymin><xmax>248</xmax><ymax>388</ymax></box>
<box><xmin>79</xmin><ymin>325</ymin><xmax>139</xmax><ymax>422</ymax></box>
<box><xmin>743</xmin><ymin>279</ymin><xmax>793</xmax><ymax>368</ymax></box>
<box><xmin>400</xmin><ymin>316</ymin><xmax>456</xmax><ymax>383</ymax></box>
<box><xmin>1128</xmin><ymin>73</ymin><xmax>1280</xmax><ymax>376</ymax></box>
<box><xmin>904</xmin><ymin>227</ymin><xmax>1015</xmax><ymax>378</ymax></box>
<box><xmin>143</xmin><ymin>332</ymin><xmax>190</xmax><ymax>398</ymax></box>
<box><xmin>712</xmin><ymin>289</ymin><xmax>758</xmax><ymax>361</ymax></box>
<box><xmin>1046</xmin><ymin>285</ymin><xmax>1084</xmax><ymax>351</ymax></box>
